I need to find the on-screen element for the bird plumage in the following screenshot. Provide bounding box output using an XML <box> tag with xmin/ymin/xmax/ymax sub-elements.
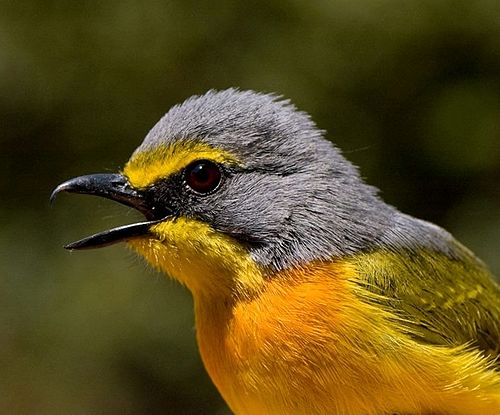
<box><xmin>54</xmin><ymin>89</ymin><xmax>500</xmax><ymax>414</ymax></box>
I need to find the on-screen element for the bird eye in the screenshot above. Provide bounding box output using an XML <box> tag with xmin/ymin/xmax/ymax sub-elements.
<box><xmin>184</xmin><ymin>160</ymin><xmax>222</xmax><ymax>194</ymax></box>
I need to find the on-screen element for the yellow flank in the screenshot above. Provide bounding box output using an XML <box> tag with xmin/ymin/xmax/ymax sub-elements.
<box><xmin>123</xmin><ymin>141</ymin><xmax>239</xmax><ymax>188</ymax></box>
<box><xmin>127</xmin><ymin>217</ymin><xmax>265</xmax><ymax>298</ymax></box>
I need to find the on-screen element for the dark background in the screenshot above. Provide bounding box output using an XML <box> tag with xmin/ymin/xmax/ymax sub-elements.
<box><xmin>1</xmin><ymin>1</ymin><xmax>499</xmax><ymax>414</ymax></box>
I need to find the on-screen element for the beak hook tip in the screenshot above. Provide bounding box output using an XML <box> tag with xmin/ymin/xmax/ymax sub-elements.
<box><xmin>49</xmin><ymin>190</ymin><xmax>59</xmax><ymax>205</ymax></box>
<box><xmin>50</xmin><ymin>182</ymin><xmax>71</xmax><ymax>205</ymax></box>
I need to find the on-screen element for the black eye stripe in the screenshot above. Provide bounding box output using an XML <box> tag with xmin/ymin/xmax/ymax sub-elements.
<box><xmin>137</xmin><ymin>160</ymin><xmax>225</xmax><ymax>221</ymax></box>
<box><xmin>184</xmin><ymin>159</ymin><xmax>223</xmax><ymax>195</ymax></box>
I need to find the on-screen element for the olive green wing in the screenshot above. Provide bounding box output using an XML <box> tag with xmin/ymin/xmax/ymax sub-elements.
<box><xmin>351</xmin><ymin>243</ymin><xmax>500</xmax><ymax>360</ymax></box>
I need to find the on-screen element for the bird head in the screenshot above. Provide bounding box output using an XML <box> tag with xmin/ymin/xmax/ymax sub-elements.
<box><xmin>52</xmin><ymin>89</ymin><xmax>395</xmax><ymax>298</ymax></box>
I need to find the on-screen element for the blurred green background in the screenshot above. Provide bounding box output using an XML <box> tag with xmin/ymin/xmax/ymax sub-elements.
<box><xmin>1</xmin><ymin>1</ymin><xmax>499</xmax><ymax>413</ymax></box>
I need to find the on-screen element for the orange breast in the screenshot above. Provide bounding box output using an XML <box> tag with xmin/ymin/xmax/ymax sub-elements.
<box><xmin>195</xmin><ymin>261</ymin><xmax>371</xmax><ymax>414</ymax></box>
<box><xmin>194</xmin><ymin>260</ymin><xmax>500</xmax><ymax>415</ymax></box>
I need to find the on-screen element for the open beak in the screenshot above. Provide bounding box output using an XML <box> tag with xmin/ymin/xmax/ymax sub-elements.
<box><xmin>51</xmin><ymin>174</ymin><xmax>167</xmax><ymax>250</ymax></box>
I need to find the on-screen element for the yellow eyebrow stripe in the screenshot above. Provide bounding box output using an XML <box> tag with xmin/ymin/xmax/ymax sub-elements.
<box><xmin>123</xmin><ymin>141</ymin><xmax>239</xmax><ymax>189</ymax></box>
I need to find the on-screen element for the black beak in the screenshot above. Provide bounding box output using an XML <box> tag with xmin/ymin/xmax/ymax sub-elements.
<box><xmin>51</xmin><ymin>173</ymin><xmax>166</xmax><ymax>250</ymax></box>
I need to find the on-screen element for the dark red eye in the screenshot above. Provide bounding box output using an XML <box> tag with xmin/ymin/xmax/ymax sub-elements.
<box><xmin>184</xmin><ymin>160</ymin><xmax>222</xmax><ymax>194</ymax></box>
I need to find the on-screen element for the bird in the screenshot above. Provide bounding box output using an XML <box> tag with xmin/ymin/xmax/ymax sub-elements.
<box><xmin>51</xmin><ymin>89</ymin><xmax>500</xmax><ymax>415</ymax></box>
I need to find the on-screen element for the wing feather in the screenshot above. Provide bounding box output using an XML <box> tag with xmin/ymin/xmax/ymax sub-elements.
<box><xmin>351</xmin><ymin>242</ymin><xmax>500</xmax><ymax>361</ymax></box>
